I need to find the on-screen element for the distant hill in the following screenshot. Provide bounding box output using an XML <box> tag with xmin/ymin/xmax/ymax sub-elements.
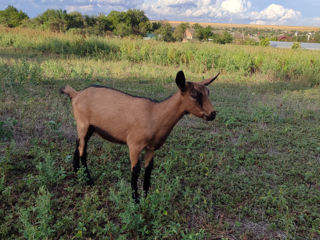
<box><xmin>154</xmin><ymin>20</ymin><xmax>320</xmax><ymax>32</ymax></box>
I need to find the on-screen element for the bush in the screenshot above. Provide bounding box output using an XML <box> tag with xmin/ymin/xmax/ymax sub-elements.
<box><xmin>243</xmin><ymin>38</ymin><xmax>258</xmax><ymax>46</ymax></box>
<box><xmin>214</xmin><ymin>31</ymin><xmax>233</xmax><ymax>44</ymax></box>
<box><xmin>291</xmin><ymin>42</ymin><xmax>301</xmax><ymax>49</ymax></box>
<box><xmin>259</xmin><ymin>38</ymin><xmax>270</xmax><ymax>47</ymax></box>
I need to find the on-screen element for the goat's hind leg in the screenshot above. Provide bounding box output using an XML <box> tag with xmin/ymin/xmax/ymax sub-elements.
<box><xmin>77</xmin><ymin>124</ymin><xmax>94</xmax><ymax>185</ymax></box>
<box><xmin>143</xmin><ymin>149</ymin><xmax>154</xmax><ymax>196</ymax></box>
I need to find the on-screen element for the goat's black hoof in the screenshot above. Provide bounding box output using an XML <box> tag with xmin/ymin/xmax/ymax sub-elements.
<box><xmin>86</xmin><ymin>178</ymin><xmax>94</xmax><ymax>186</ymax></box>
<box><xmin>132</xmin><ymin>192</ymin><xmax>140</xmax><ymax>204</ymax></box>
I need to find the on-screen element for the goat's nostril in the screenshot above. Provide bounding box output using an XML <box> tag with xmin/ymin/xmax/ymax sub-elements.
<box><xmin>206</xmin><ymin>111</ymin><xmax>216</xmax><ymax>121</ymax></box>
<box><xmin>212</xmin><ymin>111</ymin><xmax>216</xmax><ymax>119</ymax></box>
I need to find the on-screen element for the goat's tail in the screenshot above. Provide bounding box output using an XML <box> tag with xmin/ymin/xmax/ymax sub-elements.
<box><xmin>60</xmin><ymin>85</ymin><xmax>78</xmax><ymax>99</ymax></box>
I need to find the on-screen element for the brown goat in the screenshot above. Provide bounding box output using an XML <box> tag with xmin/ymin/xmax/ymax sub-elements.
<box><xmin>61</xmin><ymin>71</ymin><xmax>219</xmax><ymax>202</ymax></box>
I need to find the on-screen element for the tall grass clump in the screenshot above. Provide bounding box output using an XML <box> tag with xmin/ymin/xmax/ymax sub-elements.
<box><xmin>0</xmin><ymin>26</ymin><xmax>120</xmax><ymax>59</ymax></box>
<box><xmin>35</xmin><ymin>37</ymin><xmax>120</xmax><ymax>58</ymax></box>
<box><xmin>0</xmin><ymin>59</ymin><xmax>42</xmax><ymax>87</ymax></box>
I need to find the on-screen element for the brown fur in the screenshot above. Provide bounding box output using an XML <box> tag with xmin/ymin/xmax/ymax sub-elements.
<box><xmin>61</xmin><ymin>71</ymin><xmax>219</xmax><ymax>201</ymax></box>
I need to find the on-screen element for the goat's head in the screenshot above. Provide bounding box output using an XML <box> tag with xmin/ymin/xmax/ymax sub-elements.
<box><xmin>176</xmin><ymin>71</ymin><xmax>219</xmax><ymax>121</ymax></box>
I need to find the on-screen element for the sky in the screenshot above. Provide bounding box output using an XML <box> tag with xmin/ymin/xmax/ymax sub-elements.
<box><xmin>1</xmin><ymin>0</ymin><xmax>320</xmax><ymax>26</ymax></box>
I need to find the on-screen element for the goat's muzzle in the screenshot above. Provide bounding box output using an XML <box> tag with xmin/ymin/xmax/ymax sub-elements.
<box><xmin>205</xmin><ymin>111</ymin><xmax>216</xmax><ymax>121</ymax></box>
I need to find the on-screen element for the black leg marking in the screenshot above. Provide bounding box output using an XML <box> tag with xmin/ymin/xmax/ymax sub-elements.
<box><xmin>143</xmin><ymin>159</ymin><xmax>154</xmax><ymax>196</ymax></box>
<box><xmin>81</xmin><ymin>126</ymin><xmax>95</xmax><ymax>186</ymax></box>
<box><xmin>131</xmin><ymin>161</ymin><xmax>141</xmax><ymax>203</ymax></box>
<box><xmin>73</xmin><ymin>139</ymin><xmax>80</xmax><ymax>172</ymax></box>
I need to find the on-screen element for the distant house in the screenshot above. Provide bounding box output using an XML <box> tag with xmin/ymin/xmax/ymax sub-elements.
<box><xmin>248</xmin><ymin>34</ymin><xmax>259</xmax><ymax>41</ymax></box>
<box><xmin>277</xmin><ymin>35</ymin><xmax>289</xmax><ymax>41</ymax></box>
<box><xmin>233</xmin><ymin>32</ymin><xmax>245</xmax><ymax>40</ymax></box>
<box><xmin>183</xmin><ymin>28</ymin><xmax>195</xmax><ymax>41</ymax></box>
<box><xmin>143</xmin><ymin>33</ymin><xmax>157</xmax><ymax>40</ymax></box>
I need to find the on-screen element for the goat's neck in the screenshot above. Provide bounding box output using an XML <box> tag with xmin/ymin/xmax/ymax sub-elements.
<box><xmin>153</xmin><ymin>92</ymin><xmax>185</xmax><ymax>132</ymax></box>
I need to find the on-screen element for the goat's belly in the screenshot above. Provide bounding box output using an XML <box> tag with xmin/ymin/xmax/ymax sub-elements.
<box><xmin>92</xmin><ymin>125</ymin><xmax>126</xmax><ymax>144</ymax></box>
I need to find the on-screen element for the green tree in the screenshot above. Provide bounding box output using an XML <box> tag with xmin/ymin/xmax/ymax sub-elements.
<box><xmin>202</xmin><ymin>26</ymin><xmax>214</xmax><ymax>40</ymax></box>
<box><xmin>106</xmin><ymin>10</ymin><xmax>127</xmax><ymax>31</ymax></box>
<box><xmin>36</xmin><ymin>9</ymin><xmax>68</xmax><ymax>32</ymax></box>
<box><xmin>156</xmin><ymin>22</ymin><xmax>175</xmax><ymax>42</ymax></box>
<box><xmin>66</xmin><ymin>12</ymin><xmax>84</xmax><ymax>29</ymax></box>
<box><xmin>0</xmin><ymin>5</ymin><xmax>29</xmax><ymax>27</ymax></box>
<box><xmin>314</xmin><ymin>32</ymin><xmax>320</xmax><ymax>43</ymax></box>
<box><xmin>94</xmin><ymin>14</ymin><xmax>112</xmax><ymax>35</ymax></box>
<box><xmin>214</xmin><ymin>31</ymin><xmax>233</xmax><ymax>44</ymax></box>
<box><xmin>106</xmin><ymin>10</ymin><xmax>150</xmax><ymax>36</ymax></box>
<box><xmin>138</xmin><ymin>21</ymin><xmax>152</xmax><ymax>36</ymax></box>
<box><xmin>125</xmin><ymin>9</ymin><xmax>149</xmax><ymax>35</ymax></box>
<box><xmin>173</xmin><ymin>23</ymin><xmax>189</xmax><ymax>41</ymax></box>
<box><xmin>193</xmin><ymin>24</ymin><xmax>213</xmax><ymax>40</ymax></box>
<box><xmin>151</xmin><ymin>22</ymin><xmax>161</xmax><ymax>32</ymax></box>
<box><xmin>83</xmin><ymin>15</ymin><xmax>96</xmax><ymax>28</ymax></box>
<box><xmin>193</xmin><ymin>23</ymin><xmax>203</xmax><ymax>39</ymax></box>
<box><xmin>114</xmin><ymin>22</ymin><xmax>133</xmax><ymax>37</ymax></box>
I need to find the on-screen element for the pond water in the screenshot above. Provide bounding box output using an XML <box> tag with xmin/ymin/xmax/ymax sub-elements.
<box><xmin>270</xmin><ymin>41</ymin><xmax>320</xmax><ymax>50</ymax></box>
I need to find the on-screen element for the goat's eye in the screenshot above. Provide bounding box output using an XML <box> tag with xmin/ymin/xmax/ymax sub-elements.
<box><xmin>190</xmin><ymin>90</ymin><xmax>203</xmax><ymax>106</ymax></box>
<box><xmin>190</xmin><ymin>89</ymin><xmax>199</xmax><ymax>99</ymax></box>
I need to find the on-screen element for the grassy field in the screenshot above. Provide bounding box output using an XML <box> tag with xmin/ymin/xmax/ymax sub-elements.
<box><xmin>0</xmin><ymin>27</ymin><xmax>320</xmax><ymax>239</ymax></box>
<box><xmin>165</xmin><ymin>20</ymin><xmax>320</xmax><ymax>32</ymax></box>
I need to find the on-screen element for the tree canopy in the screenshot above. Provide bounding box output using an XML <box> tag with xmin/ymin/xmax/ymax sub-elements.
<box><xmin>0</xmin><ymin>5</ymin><xmax>238</xmax><ymax>44</ymax></box>
<box><xmin>173</xmin><ymin>23</ymin><xmax>189</xmax><ymax>41</ymax></box>
<box><xmin>0</xmin><ymin>5</ymin><xmax>29</xmax><ymax>27</ymax></box>
<box><xmin>193</xmin><ymin>24</ymin><xmax>214</xmax><ymax>41</ymax></box>
<box><xmin>155</xmin><ymin>22</ymin><xmax>175</xmax><ymax>42</ymax></box>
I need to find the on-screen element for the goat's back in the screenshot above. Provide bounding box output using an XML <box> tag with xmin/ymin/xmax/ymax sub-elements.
<box><xmin>71</xmin><ymin>86</ymin><xmax>155</xmax><ymax>143</ymax></box>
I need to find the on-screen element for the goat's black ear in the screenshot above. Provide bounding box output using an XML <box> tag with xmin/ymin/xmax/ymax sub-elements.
<box><xmin>176</xmin><ymin>71</ymin><xmax>186</xmax><ymax>92</ymax></box>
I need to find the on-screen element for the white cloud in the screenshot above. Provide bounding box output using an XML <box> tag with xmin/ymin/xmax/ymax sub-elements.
<box><xmin>1</xmin><ymin>0</ymin><xmax>309</xmax><ymax>26</ymax></box>
<box><xmin>221</xmin><ymin>0</ymin><xmax>251</xmax><ymax>14</ymax></box>
<box><xmin>310</xmin><ymin>17</ymin><xmax>320</xmax><ymax>25</ymax></box>
<box><xmin>64</xmin><ymin>0</ymin><xmax>144</xmax><ymax>14</ymax></box>
<box><xmin>141</xmin><ymin>0</ymin><xmax>303</xmax><ymax>26</ymax></box>
<box><xmin>142</xmin><ymin>0</ymin><xmax>253</xmax><ymax>20</ymax></box>
<box><xmin>66</xmin><ymin>4</ymin><xmax>94</xmax><ymax>12</ymax></box>
<box><xmin>298</xmin><ymin>17</ymin><xmax>320</xmax><ymax>27</ymax></box>
<box><xmin>250</xmin><ymin>20</ymin><xmax>266</xmax><ymax>25</ymax></box>
<box><xmin>251</xmin><ymin>4</ymin><xmax>301</xmax><ymax>25</ymax></box>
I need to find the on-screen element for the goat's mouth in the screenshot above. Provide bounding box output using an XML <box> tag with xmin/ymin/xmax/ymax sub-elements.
<box><xmin>203</xmin><ymin>111</ymin><xmax>216</xmax><ymax>121</ymax></box>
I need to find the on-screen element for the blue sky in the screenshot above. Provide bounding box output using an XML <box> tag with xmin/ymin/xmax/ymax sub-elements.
<box><xmin>1</xmin><ymin>0</ymin><xmax>320</xmax><ymax>26</ymax></box>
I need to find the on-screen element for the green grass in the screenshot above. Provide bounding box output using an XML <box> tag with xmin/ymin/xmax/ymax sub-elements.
<box><xmin>0</xmin><ymin>29</ymin><xmax>320</xmax><ymax>239</ymax></box>
<box><xmin>1</xmin><ymin>26</ymin><xmax>320</xmax><ymax>87</ymax></box>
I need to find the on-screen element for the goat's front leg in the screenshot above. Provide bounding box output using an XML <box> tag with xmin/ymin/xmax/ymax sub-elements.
<box><xmin>129</xmin><ymin>145</ymin><xmax>143</xmax><ymax>203</ymax></box>
<box><xmin>73</xmin><ymin>139</ymin><xmax>80</xmax><ymax>172</ymax></box>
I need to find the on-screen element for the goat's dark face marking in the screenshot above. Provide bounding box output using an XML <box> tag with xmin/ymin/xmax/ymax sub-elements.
<box><xmin>186</xmin><ymin>83</ymin><xmax>216</xmax><ymax>121</ymax></box>
<box><xmin>175</xmin><ymin>71</ymin><xmax>218</xmax><ymax>121</ymax></box>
